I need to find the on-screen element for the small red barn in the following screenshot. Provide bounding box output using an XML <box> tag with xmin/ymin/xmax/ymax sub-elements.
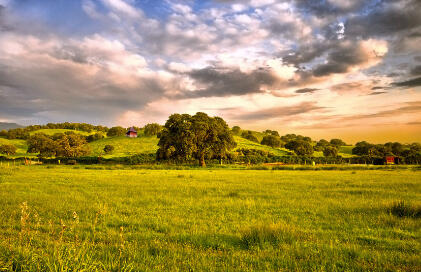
<box><xmin>126</xmin><ymin>127</ymin><xmax>137</xmax><ymax>138</ymax></box>
<box><xmin>385</xmin><ymin>156</ymin><xmax>395</xmax><ymax>165</ymax></box>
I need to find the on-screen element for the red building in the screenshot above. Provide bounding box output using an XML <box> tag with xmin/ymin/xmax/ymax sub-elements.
<box><xmin>385</xmin><ymin>156</ymin><xmax>395</xmax><ymax>165</ymax></box>
<box><xmin>126</xmin><ymin>127</ymin><xmax>137</xmax><ymax>138</ymax></box>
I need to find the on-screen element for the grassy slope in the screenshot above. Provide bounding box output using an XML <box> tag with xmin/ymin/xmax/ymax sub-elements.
<box><xmin>0</xmin><ymin>166</ymin><xmax>419</xmax><ymax>271</ymax></box>
<box><xmin>0</xmin><ymin>137</ymin><xmax>32</xmax><ymax>158</ymax></box>
<box><xmin>88</xmin><ymin>136</ymin><xmax>159</xmax><ymax>157</ymax></box>
<box><xmin>1</xmin><ymin>128</ymin><xmax>356</xmax><ymax>159</ymax></box>
<box><xmin>29</xmin><ymin>129</ymin><xmax>96</xmax><ymax>136</ymax></box>
<box><xmin>234</xmin><ymin>136</ymin><xmax>290</xmax><ymax>156</ymax></box>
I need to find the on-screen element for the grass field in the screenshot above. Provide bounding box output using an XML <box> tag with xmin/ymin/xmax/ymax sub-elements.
<box><xmin>0</xmin><ymin>166</ymin><xmax>420</xmax><ymax>271</ymax></box>
<box><xmin>89</xmin><ymin>136</ymin><xmax>159</xmax><ymax>158</ymax></box>
<box><xmin>28</xmin><ymin>129</ymin><xmax>96</xmax><ymax>136</ymax></box>
<box><xmin>0</xmin><ymin>137</ymin><xmax>33</xmax><ymax>158</ymax></box>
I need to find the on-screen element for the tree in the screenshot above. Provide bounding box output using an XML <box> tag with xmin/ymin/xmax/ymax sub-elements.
<box><xmin>241</xmin><ymin>131</ymin><xmax>259</xmax><ymax>143</ymax></box>
<box><xmin>54</xmin><ymin>133</ymin><xmax>91</xmax><ymax>157</ymax></box>
<box><xmin>86</xmin><ymin>133</ymin><xmax>105</xmax><ymax>142</ymax></box>
<box><xmin>107</xmin><ymin>126</ymin><xmax>126</xmax><ymax>137</ymax></box>
<box><xmin>330</xmin><ymin>138</ymin><xmax>346</xmax><ymax>147</ymax></box>
<box><xmin>261</xmin><ymin>135</ymin><xmax>282</xmax><ymax>148</ymax></box>
<box><xmin>104</xmin><ymin>145</ymin><xmax>115</xmax><ymax>154</ymax></box>
<box><xmin>0</xmin><ymin>130</ymin><xmax>7</xmax><ymax>137</ymax></box>
<box><xmin>143</xmin><ymin>123</ymin><xmax>162</xmax><ymax>136</ymax></box>
<box><xmin>263</xmin><ymin>130</ymin><xmax>279</xmax><ymax>137</ymax></box>
<box><xmin>157</xmin><ymin>112</ymin><xmax>236</xmax><ymax>167</ymax></box>
<box><xmin>27</xmin><ymin>133</ymin><xmax>59</xmax><ymax>157</ymax></box>
<box><xmin>352</xmin><ymin>141</ymin><xmax>373</xmax><ymax>155</ymax></box>
<box><xmin>314</xmin><ymin>139</ymin><xmax>329</xmax><ymax>151</ymax></box>
<box><xmin>323</xmin><ymin>146</ymin><xmax>338</xmax><ymax>157</ymax></box>
<box><xmin>27</xmin><ymin>132</ymin><xmax>90</xmax><ymax>158</ymax></box>
<box><xmin>231</xmin><ymin>126</ymin><xmax>241</xmax><ymax>135</ymax></box>
<box><xmin>285</xmin><ymin>140</ymin><xmax>313</xmax><ymax>156</ymax></box>
<box><xmin>0</xmin><ymin>144</ymin><xmax>17</xmax><ymax>155</ymax></box>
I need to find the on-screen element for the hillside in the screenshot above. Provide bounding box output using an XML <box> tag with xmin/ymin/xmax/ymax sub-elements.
<box><xmin>1</xmin><ymin>128</ymin><xmax>352</xmax><ymax>159</ymax></box>
<box><xmin>0</xmin><ymin>122</ymin><xmax>24</xmax><ymax>130</ymax></box>
<box><xmin>29</xmin><ymin>129</ymin><xmax>96</xmax><ymax>136</ymax></box>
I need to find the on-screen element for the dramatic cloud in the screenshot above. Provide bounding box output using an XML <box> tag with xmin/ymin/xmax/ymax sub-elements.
<box><xmin>181</xmin><ymin>67</ymin><xmax>278</xmax><ymax>98</ymax></box>
<box><xmin>0</xmin><ymin>0</ymin><xmax>420</xmax><ymax>142</ymax></box>
<box><xmin>295</xmin><ymin>88</ymin><xmax>319</xmax><ymax>94</ymax></box>
<box><xmin>228</xmin><ymin>102</ymin><xmax>325</xmax><ymax>121</ymax></box>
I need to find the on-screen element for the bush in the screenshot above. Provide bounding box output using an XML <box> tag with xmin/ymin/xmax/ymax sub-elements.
<box><xmin>0</xmin><ymin>144</ymin><xmax>17</xmax><ymax>155</ymax></box>
<box><xmin>389</xmin><ymin>201</ymin><xmax>421</xmax><ymax>218</ymax></box>
<box><xmin>143</xmin><ymin>123</ymin><xmax>162</xmax><ymax>136</ymax></box>
<box><xmin>103</xmin><ymin>145</ymin><xmax>115</xmax><ymax>154</ymax></box>
<box><xmin>261</xmin><ymin>135</ymin><xmax>282</xmax><ymax>148</ymax></box>
<box><xmin>86</xmin><ymin>133</ymin><xmax>105</xmax><ymax>142</ymax></box>
<box><xmin>107</xmin><ymin>126</ymin><xmax>126</xmax><ymax>137</ymax></box>
<box><xmin>241</xmin><ymin>131</ymin><xmax>259</xmax><ymax>143</ymax></box>
<box><xmin>66</xmin><ymin>160</ymin><xmax>77</xmax><ymax>165</ymax></box>
<box><xmin>0</xmin><ymin>130</ymin><xmax>8</xmax><ymax>137</ymax></box>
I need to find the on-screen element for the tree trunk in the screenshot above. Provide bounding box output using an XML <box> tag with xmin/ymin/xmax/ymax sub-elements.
<box><xmin>200</xmin><ymin>154</ymin><xmax>206</xmax><ymax>167</ymax></box>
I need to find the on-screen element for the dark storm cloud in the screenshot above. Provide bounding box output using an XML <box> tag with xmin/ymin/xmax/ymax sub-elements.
<box><xmin>371</xmin><ymin>86</ymin><xmax>385</xmax><ymax>90</ymax></box>
<box><xmin>410</xmin><ymin>65</ymin><xmax>421</xmax><ymax>76</ymax></box>
<box><xmin>368</xmin><ymin>91</ymin><xmax>386</xmax><ymax>95</ymax></box>
<box><xmin>312</xmin><ymin>41</ymin><xmax>369</xmax><ymax>77</ymax></box>
<box><xmin>281</xmin><ymin>41</ymin><xmax>333</xmax><ymax>67</ymax></box>
<box><xmin>180</xmin><ymin>67</ymin><xmax>277</xmax><ymax>98</ymax></box>
<box><xmin>295</xmin><ymin>88</ymin><xmax>319</xmax><ymax>94</ymax></box>
<box><xmin>345</xmin><ymin>0</ymin><xmax>421</xmax><ymax>38</ymax></box>
<box><xmin>415</xmin><ymin>56</ymin><xmax>421</xmax><ymax>62</ymax></box>
<box><xmin>230</xmin><ymin>102</ymin><xmax>325</xmax><ymax>121</ymax></box>
<box><xmin>392</xmin><ymin>77</ymin><xmax>421</xmax><ymax>88</ymax></box>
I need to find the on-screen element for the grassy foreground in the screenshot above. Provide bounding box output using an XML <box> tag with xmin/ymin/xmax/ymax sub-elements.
<box><xmin>0</xmin><ymin>166</ymin><xmax>420</xmax><ymax>271</ymax></box>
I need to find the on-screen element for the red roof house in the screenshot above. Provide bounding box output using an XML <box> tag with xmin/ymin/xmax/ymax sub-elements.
<box><xmin>126</xmin><ymin>127</ymin><xmax>137</xmax><ymax>138</ymax></box>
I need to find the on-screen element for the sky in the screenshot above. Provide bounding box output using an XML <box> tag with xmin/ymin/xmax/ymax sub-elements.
<box><xmin>0</xmin><ymin>0</ymin><xmax>420</xmax><ymax>143</ymax></box>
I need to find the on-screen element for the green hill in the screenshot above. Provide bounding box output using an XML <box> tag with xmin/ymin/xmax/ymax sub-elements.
<box><xmin>234</xmin><ymin>136</ymin><xmax>290</xmax><ymax>156</ymax></box>
<box><xmin>88</xmin><ymin>136</ymin><xmax>159</xmax><ymax>158</ymax></box>
<box><xmin>0</xmin><ymin>137</ymin><xmax>34</xmax><ymax>158</ymax></box>
<box><xmin>29</xmin><ymin>129</ymin><xmax>96</xmax><ymax>136</ymax></box>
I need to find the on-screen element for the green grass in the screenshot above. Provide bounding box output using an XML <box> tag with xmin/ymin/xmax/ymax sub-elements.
<box><xmin>28</xmin><ymin>129</ymin><xmax>96</xmax><ymax>136</ymax></box>
<box><xmin>88</xmin><ymin>136</ymin><xmax>159</xmax><ymax>158</ymax></box>
<box><xmin>0</xmin><ymin>166</ymin><xmax>420</xmax><ymax>271</ymax></box>
<box><xmin>0</xmin><ymin>137</ymin><xmax>35</xmax><ymax>158</ymax></box>
<box><xmin>234</xmin><ymin>136</ymin><xmax>290</xmax><ymax>156</ymax></box>
<box><xmin>339</xmin><ymin>146</ymin><xmax>356</xmax><ymax>158</ymax></box>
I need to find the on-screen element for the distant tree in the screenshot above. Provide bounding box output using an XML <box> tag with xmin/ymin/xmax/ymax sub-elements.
<box><xmin>27</xmin><ymin>133</ymin><xmax>59</xmax><ymax>157</ymax></box>
<box><xmin>143</xmin><ymin>123</ymin><xmax>162</xmax><ymax>136</ymax></box>
<box><xmin>352</xmin><ymin>141</ymin><xmax>373</xmax><ymax>156</ymax></box>
<box><xmin>0</xmin><ymin>144</ymin><xmax>17</xmax><ymax>155</ymax></box>
<box><xmin>54</xmin><ymin>133</ymin><xmax>91</xmax><ymax>157</ymax></box>
<box><xmin>107</xmin><ymin>126</ymin><xmax>126</xmax><ymax>137</ymax></box>
<box><xmin>157</xmin><ymin>112</ymin><xmax>236</xmax><ymax>167</ymax></box>
<box><xmin>285</xmin><ymin>140</ymin><xmax>313</xmax><ymax>156</ymax></box>
<box><xmin>261</xmin><ymin>135</ymin><xmax>282</xmax><ymax>148</ymax></box>
<box><xmin>103</xmin><ymin>145</ymin><xmax>115</xmax><ymax>154</ymax></box>
<box><xmin>263</xmin><ymin>130</ymin><xmax>280</xmax><ymax>137</ymax></box>
<box><xmin>314</xmin><ymin>139</ymin><xmax>329</xmax><ymax>151</ymax></box>
<box><xmin>323</xmin><ymin>146</ymin><xmax>338</xmax><ymax>157</ymax></box>
<box><xmin>27</xmin><ymin>132</ymin><xmax>90</xmax><ymax>158</ymax></box>
<box><xmin>0</xmin><ymin>130</ymin><xmax>7</xmax><ymax>137</ymax></box>
<box><xmin>330</xmin><ymin>138</ymin><xmax>346</xmax><ymax>147</ymax></box>
<box><xmin>241</xmin><ymin>131</ymin><xmax>259</xmax><ymax>143</ymax></box>
<box><xmin>86</xmin><ymin>133</ymin><xmax>105</xmax><ymax>142</ymax></box>
<box><xmin>231</xmin><ymin>126</ymin><xmax>241</xmax><ymax>135</ymax></box>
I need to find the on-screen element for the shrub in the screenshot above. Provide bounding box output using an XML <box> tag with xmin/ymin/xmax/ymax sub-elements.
<box><xmin>389</xmin><ymin>201</ymin><xmax>421</xmax><ymax>218</ymax></box>
<box><xmin>66</xmin><ymin>160</ymin><xmax>77</xmax><ymax>165</ymax></box>
<box><xmin>0</xmin><ymin>144</ymin><xmax>17</xmax><ymax>155</ymax></box>
<box><xmin>261</xmin><ymin>135</ymin><xmax>282</xmax><ymax>148</ymax></box>
<box><xmin>143</xmin><ymin>123</ymin><xmax>162</xmax><ymax>136</ymax></box>
<box><xmin>107</xmin><ymin>126</ymin><xmax>126</xmax><ymax>137</ymax></box>
<box><xmin>103</xmin><ymin>145</ymin><xmax>115</xmax><ymax>154</ymax></box>
<box><xmin>86</xmin><ymin>133</ymin><xmax>105</xmax><ymax>142</ymax></box>
<box><xmin>240</xmin><ymin>223</ymin><xmax>302</xmax><ymax>249</ymax></box>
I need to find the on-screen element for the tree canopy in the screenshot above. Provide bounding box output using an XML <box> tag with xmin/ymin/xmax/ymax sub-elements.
<box><xmin>260</xmin><ymin>135</ymin><xmax>282</xmax><ymax>148</ymax></box>
<box><xmin>143</xmin><ymin>123</ymin><xmax>163</xmax><ymax>136</ymax></box>
<box><xmin>107</xmin><ymin>126</ymin><xmax>126</xmax><ymax>137</ymax></box>
<box><xmin>157</xmin><ymin>112</ymin><xmax>236</xmax><ymax>167</ymax></box>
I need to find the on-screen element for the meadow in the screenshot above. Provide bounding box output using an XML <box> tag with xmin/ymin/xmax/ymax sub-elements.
<box><xmin>0</xmin><ymin>166</ymin><xmax>420</xmax><ymax>271</ymax></box>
